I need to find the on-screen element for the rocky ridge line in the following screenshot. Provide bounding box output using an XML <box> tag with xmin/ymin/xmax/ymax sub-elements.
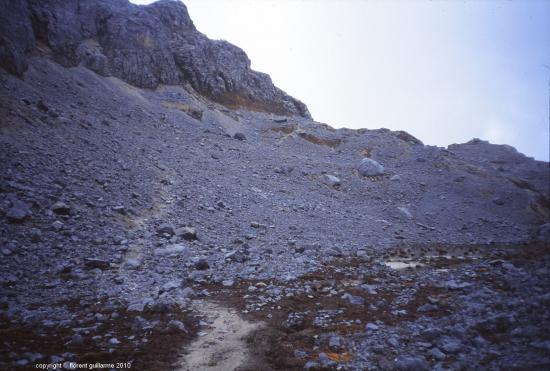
<box><xmin>0</xmin><ymin>0</ymin><xmax>310</xmax><ymax>118</ymax></box>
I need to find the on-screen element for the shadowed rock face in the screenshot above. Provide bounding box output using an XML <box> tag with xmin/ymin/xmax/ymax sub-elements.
<box><xmin>0</xmin><ymin>0</ymin><xmax>310</xmax><ymax>118</ymax></box>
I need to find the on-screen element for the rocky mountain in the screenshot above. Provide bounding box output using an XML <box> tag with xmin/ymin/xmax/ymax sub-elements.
<box><xmin>0</xmin><ymin>0</ymin><xmax>310</xmax><ymax>117</ymax></box>
<box><xmin>0</xmin><ymin>0</ymin><xmax>549</xmax><ymax>370</ymax></box>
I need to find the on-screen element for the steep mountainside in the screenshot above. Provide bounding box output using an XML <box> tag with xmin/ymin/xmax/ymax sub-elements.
<box><xmin>0</xmin><ymin>0</ymin><xmax>310</xmax><ymax>117</ymax></box>
<box><xmin>0</xmin><ymin>1</ymin><xmax>549</xmax><ymax>370</ymax></box>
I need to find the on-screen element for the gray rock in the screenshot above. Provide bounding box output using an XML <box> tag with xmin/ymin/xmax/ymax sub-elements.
<box><xmin>417</xmin><ymin>303</ymin><xmax>438</xmax><ymax>312</ymax></box>
<box><xmin>328</xmin><ymin>335</ymin><xmax>342</xmax><ymax>350</ymax></box>
<box><xmin>357</xmin><ymin>158</ymin><xmax>385</xmax><ymax>177</ymax></box>
<box><xmin>51</xmin><ymin>201</ymin><xmax>70</xmax><ymax>215</ymax></box>
<box><xmin>52</xmin><ymin>220</ymin><xmax>64</xmax><ymax>231</ymax></box>
<box><xmin>112</xmin><ymin>205</ymin><xmax>127</xmax><ymax>215</ymax></box>
<box><xmin>108</xmin><ymin>338</ymin><xmax>120</xmax><ymax>345</ymax></box>
<box><xmin>84</xmin><ymin>258</ymin><xmax>110</xmax><ymax>270</ymax></box>
<box><xmin>421</xmin><ymin>328</ymin><xmax>441</xmax><ymax>341</ymax></box>
<box><xmin>342</xmin><ymin>293</ymin><xmax>365</xmax><ymax>305</ymax></box>
<box><xmin>5</xmin><ymin>196</ymin><xmax>31</xmax><ymax>223</ymax></box>
<box><xmin>439</xmin><ymin>280</ymin><xmax>471</xmax><ymax>290</ymax></box>
<box><xmin>153</xmin><ymin>244</ymin><xmax>188</xmax><ymax>257</ymax></box>
<box><xmin>194</xmin><ymin>258</ymin><xmax>210</xmax><ymax>270</ymax></box>
<box><xmin>394</xmin><ymin>355</ymin><xmax>429</xmax><ymax>371</ymax></box>
<box><xmin>476</xmin><ymin>313</ymin><xmax>514</xmax><ymax>333</ymax></box>
<box><xmin>70</xmin><ymin>334</ymin><xmax>84</xmax><ymax>346</ymax></box>
<box><xmin>222</xmin><ymin>279</ymin><xmax>234</xmax><ymax>287</ymax></box>
<box><xmin>233</xmin><ymin>132</ymin><xmax>247</xmax><ymax>141</ymax></box>
<box><xmin>157</xmin><ymin>223</ymin><xmax>176</xmax><ymax>237</ymax></box>
<box><xmin>162</xmin><ymin>280</ymin><xmax>183</xmax><ymax>292</ymax></box>
<box><xmin>322</xmin><ymin>174</ymin><xmax>341</xmax><ymax>188</ymax></box>
<box><xmin>437</xmin><ymin>336</ymin><xmax>462</xmax><ymax>354</ymax></box>
<box><xmin>124</xmin><ymin>257</ymin><xmax>141</xmax><ymax>269</ymax></box>
<box><xmin>365</xmin><ymin>322</ymin><xmax>379</xmax><ymax>331</ymax></box>
<box><xmin>428</xmin><ymin>347</ymin><xmax>446</xmax><ymax>361</ymax></box>
<box><xmin>175</xmin><ymin>226</ymin><xmax>198</xmax><ymax>241</ymax></box>
<box><xmin>225</xmin><ymin>250</ymin><xmax>249</xmax><ymax>263</ymax></box>
<box><xmin>304</xmin><ymin>361</ymin><xmax>319</xmax><ymax>370</ymax></box>
<box><xmin>167</xmin><ymin>320</ymin><xmax>187</xmax><ymax>333</ymax></box>
<box><xmin>6</xmin><ymin>205</ymin><xmax>29</xmax><ymax>223</ymax></box>
<box><xmin>274</xmin><ymin>166</ymin><xmax>294</xmax><ymax>175</ymax></box>
<box><xmin>318</xmin><ymin>352</ymin><xmax>336</xmax><ymax>367</ymax></box>
<box><xmin>132</xmin><ymin>316</ymin><xmax>151</xmax><ymax>331</ymax></box>
<box><xmin>15</xmin><ymin>359</ymin><xmax>30</xmax><ymax>366</ymax></box>
<box><xmin>398</xmin><ymin>206</ymin><xmax>413</xmax><ymax>219</ymax></box>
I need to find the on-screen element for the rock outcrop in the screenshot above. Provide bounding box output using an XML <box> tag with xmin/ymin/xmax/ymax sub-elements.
<box><xmin>0</xmin><ymin>0</ymin><xmax>310</xmax><ymax>118</ymax></box>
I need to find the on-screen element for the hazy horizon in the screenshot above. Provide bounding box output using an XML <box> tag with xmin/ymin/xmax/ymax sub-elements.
<box><xmin>131</xmin><ymin>0</ymin><xmax>550</xmax><ymax>161</ymax></box>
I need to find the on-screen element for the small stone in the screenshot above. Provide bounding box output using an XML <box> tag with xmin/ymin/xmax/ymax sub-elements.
<box><xmin>167</xmin><ymin>320</ymin><xmax>187</xmax><ymax>333</ymax></box>
<box><xmin>388</xmin><ymin>337</ymin><xmax>399</xmax><ymax>347</ymax></box>
<box><xmin>15</xmin><ymin>359</ymin><xmax>30</xmax><ymax>366</ymax></box>
<box><xmin>37</xmin><ymin>100</ymin><xmax>49</xmax><ymax>112</ymax></box>
<box><xmin>233</xmin><ymin>132</ymin><xmax>246</xmax><ymax>141</ymax></box>
<box><xmin>112</xmin><ymin>205</ymin><xmax>127</xmax><ymax>215</ymax></box>
<box><xmin>328</xmin><ymin>335</ymin><xmax>342</xmax><ymax>350</ymax></box>
<box><xmin>437</xmin><ymin>336</ymin><xmax>462</xmax><ymax>354</ymax></box>
<box><xmin>342</xmin><ymin>293</ymin><xmax>365</xmax><ymax>305</ymax></box>
<box><xmin>274</xmin><ymin>166</ymin><xmax>294</xmax><ymax>175</ymax></box>
<box><xmin>108</xmin><ymin>338</ymin><xmax>120</xmax><ymax>345</ymax></box>
<box><xmin>194</xmin><ymin>259</ymin><xmax>210</xmax><ymax>270</ymax></box>
<box><xmin>162</xmin><ymin>280</ymin><xmax>183</xmax><ymax>292</ymax></box>
<box><xmin>51</xmin><ymin>201</ymin><xmax>71</xmax><ymax>215</ymax></box>
<box><xmin>225</xmin><ymin>250</ymin><xmax>249</xmax><ymax>263</ymax></box>
<box><xmin>71</xmin><ymin>333</ymin><xmax>84</xmax><ymax>345</ymax></box>
<box><xmin>84</xmin><ymin>258</ymin><xmax>110</xmax><ymax>270</ymax></box>
<box><xmin>304</xmin><ymin>361</ymin><xmax>319</xmax><ymax>370</ymax></box>
<box><xmin>428</xmin><ymin>347</ymin><xmax>446</xmax><ymax>361</ymax></box>
<box><xmin>6</xmin><ymin>206</ymin><xmax>29</xmax><ymax>223</ymax></box>
<box><xmin>394</xmin><ymin>355</ymin><xmax>429</xmax><ymax>371</ymax></box>
<box><xmin>124</xmin><ymin>257</ymin><xmax>141</xmax><ymax>269</ymax></box>
<box><xmin>417</xmin><ymin>303</ymin><xmax>438</xmax><ymax>312</ymax></box>
<box><xmin>318</xmin><ymin>352</ymin><xmax>336</xmax><ymax>367</ymax></box>
<box><xmin>176</xmin><ymin>226</ymin><xmax>198</xmax><ymax>241</ymax></box>
<box><xmin>365</xmin><ymin>322</ymin><xmax>379</xmax><ymax>331</ymax></box>
<box><xmin>153</xmin><ymin>244</ymin><xmax>188</xmax><ymax>257</ymax></box>
<box><xmin>322</xmin><ymin>174</ymin><xmax>341</xmax><ymax>188</ymax></box>
<box><xmin>1</xmin><ymin>247</ymin><xmax>12</xmax><ymax>256</ymax></box>
<box><xmin>398</xmin><ymin>207</ymin><xmax>413</xmax><ymax>219</ymax></box>
<box><xmin>222</xmin><ymin>279</ymin><xmax>234</xmax><ymax>287</ymax></box>
<box><xmin>157</xmin><ymin>223</ymin><xmax>175</xmax><ymax>237</ymax></box>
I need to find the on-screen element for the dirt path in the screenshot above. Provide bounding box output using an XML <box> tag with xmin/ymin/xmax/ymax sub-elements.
<box><xmin>177</xmin><ymin>300</ymin><xmax>263</xmax><ymax>371</ymax></box>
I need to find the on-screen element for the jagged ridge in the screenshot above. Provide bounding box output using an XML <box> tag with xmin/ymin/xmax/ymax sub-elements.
<box><xmin>0</xmin><ymin>0</ymin><xmax>311</xmax><ymax>118</ymax></box>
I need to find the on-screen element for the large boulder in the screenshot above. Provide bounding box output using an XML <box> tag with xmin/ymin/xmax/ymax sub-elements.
<box><xmin>357</xmin><ymin>158</ymin><xmax>385</xmax><ymax>177</ymax></box>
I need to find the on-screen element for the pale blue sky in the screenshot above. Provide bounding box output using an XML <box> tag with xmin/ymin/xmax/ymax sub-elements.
<box><xmin>131</xmin><ymin>0</ymin><xmax>550</xmax><ymax>161</ymax></box>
